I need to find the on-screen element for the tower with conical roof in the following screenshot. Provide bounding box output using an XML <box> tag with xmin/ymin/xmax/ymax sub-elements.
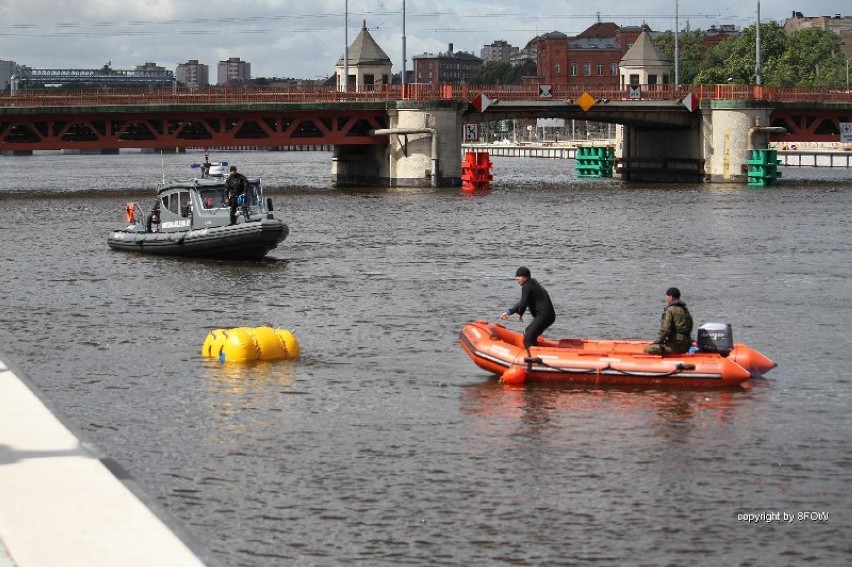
<box><xmin>619</xmin><ymin>30</ymin><xmax>670</xmax><ymax>90</ymax></box>
<box><xmin>336</xmin><ymin>21</ymin><xmax>393</xmax><ymax>92</ymax></box>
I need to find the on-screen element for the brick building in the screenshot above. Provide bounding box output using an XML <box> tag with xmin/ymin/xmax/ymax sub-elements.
<box><xmin>528</xmin><ymin>22</ymin><xmax>648</xmax><ymax>89</ymax></box>
<box><xmin>412</xmin><ymin>44</ymin><xmax>483</xmax><ymax>86</ymax></box>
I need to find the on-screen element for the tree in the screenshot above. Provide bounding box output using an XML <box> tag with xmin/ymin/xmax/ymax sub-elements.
<box><xmin>469</xmin><ymin>59</ymin><xmax>536</xmax><ymax>85</ymax></box>
<box><xmin>653</xmin><ymin>29</ymin><xmax>704</xmax><ymax>85</ymax></box>
<box><xmin>768</xmin><ymin>27</ymin><xmax>845</xmax><ymax>87</ymax></box>
<box><xmin>690</xmin><ymin>21</ymin><xmax>846</xmax><ymax>87</ymax></box>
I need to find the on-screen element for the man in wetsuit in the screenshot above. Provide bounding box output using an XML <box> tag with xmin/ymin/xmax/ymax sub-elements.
<box><xmin>644</xmin><ymin>287</ymin><xmax>693</xmax><ymax>354</ymax></box>
<box><xmin>500</xmin><ymin>266</ymin><xmax>556</xmax><ymax>352</ymax></box>
<box><xmin>224</xmin><ymin>165</ymin><xmax>248</xmax><ymax>225</ymax></box>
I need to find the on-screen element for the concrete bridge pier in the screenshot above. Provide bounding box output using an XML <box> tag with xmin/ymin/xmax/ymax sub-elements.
<box><xmin>703</xmin><ymin>103</ymin><xmax>774</xmax><ymax>183</ymax></box>
<box><xmin>331</xmin><ymin>106</ymin><xmax>463</xmax><ymax>188</ymax></box>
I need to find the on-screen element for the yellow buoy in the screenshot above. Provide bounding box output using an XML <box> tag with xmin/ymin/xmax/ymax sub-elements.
<box><xmin>275</xmin><ymin>329</ymin><xmax>301</xmax><ymax>359</ymax></box>
<box><xmin>201</xmin><ymin>326</ymin><xmax>300</xmax><ymax>363</ymax></box>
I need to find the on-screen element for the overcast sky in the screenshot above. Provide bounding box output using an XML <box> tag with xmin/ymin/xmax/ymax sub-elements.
<box><xmin>0</xmin><ymin>1</ymin><xmax>846</xmax><ymax>80</ymax></box>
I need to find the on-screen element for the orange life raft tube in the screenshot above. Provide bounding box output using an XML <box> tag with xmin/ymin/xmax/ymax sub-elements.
<box><xmin>459</xmin><ymin>320</ymin><xmax>776</xmax><ymax>388</ymax></box>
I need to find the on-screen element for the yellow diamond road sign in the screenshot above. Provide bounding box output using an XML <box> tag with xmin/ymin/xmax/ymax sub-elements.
<box><xmin>577</xmin><ymin>92</ymin><xmax>596</xmax><ymax>112</ymax></box>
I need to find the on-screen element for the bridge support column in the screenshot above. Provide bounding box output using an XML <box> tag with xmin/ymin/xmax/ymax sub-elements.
<box><xmin>331</xmin><ymin>106</ymin><xmax>463</xmax><ymax>188</ymax></box>
<box><xmin>617</xmin><ymin>121</ymin><xmax>703</xmax><ymax>182</ymax></box>
<box><xmin>703</xmin><ymin>104</ymin><xmax>773</xmax><ymax>183</ymax></box>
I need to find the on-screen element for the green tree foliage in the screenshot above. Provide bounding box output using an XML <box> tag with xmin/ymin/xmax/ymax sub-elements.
<box><xmin>690</xmin><ymin>22</ymin><xmax>846</xmax><ymax>87</ymax></box>
<box><xmin>652</xmin><ymin>29</ymin><xmax>705</xmax><ymax>85</ymax></box>
<box><xmin>769</xmin><ymin>27</ymin><xmax>845</xmax><ymax>87</ymax></box>
<box><xmin>470</xmin><ymin>59</ymin><xmax>537</xmax><ymax>85</ymax></box>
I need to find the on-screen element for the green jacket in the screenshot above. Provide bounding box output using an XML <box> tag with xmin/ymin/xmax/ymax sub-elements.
<box><xmin>656</xmin><ymin>301</ymin><xmax>693</xmax><ymax>346</ymax></box>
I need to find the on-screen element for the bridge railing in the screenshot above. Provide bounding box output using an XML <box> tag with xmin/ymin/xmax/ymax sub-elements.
<box><xmin>1</xmin><ymin>84</ymin><xmax>851</xmax><ymax>108</ymax></box>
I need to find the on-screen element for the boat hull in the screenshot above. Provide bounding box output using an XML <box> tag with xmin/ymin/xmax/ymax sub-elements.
<box><xmin>108</xmin><ymin>217</ymin><xmax>288</xmax><ymax>260</ymax></box>
<box><xmin>459</xmin><ymin>320</ymin><xmax>776</xmax><ymax>388</ymax></box>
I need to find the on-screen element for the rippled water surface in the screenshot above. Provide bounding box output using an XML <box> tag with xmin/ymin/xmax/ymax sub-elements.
<box><xmin>1</xmin><ymin>150</ymin><xmax>850</xmax><ymax>565</ymax></box>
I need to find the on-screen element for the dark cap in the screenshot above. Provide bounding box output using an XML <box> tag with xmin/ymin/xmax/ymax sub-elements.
<box><xmin>665</xmin><ymin>287</ymin><xmax>681</xmax><ymax>298</ymax></box>
<box><xmin>516</xmin><ymin>266</ymin><xmax>531</xmax><ymax>278</ymax></box>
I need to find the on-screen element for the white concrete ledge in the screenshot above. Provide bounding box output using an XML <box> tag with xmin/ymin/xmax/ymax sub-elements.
<box><xmin>0</xmin><ymin>356</ymin><xmax>214</xmax><ymax>566</ymax></box>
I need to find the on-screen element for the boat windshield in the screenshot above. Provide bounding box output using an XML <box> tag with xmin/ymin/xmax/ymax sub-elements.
<box><xmin>161</xmin><ymin>191</ymin><xmax>191</xmax><ymax>214</ymax></box>
<box><xmin>245</xmin><ymin>182</ymin><xmax>261</xmax><ymax>206</ymax></box>
<box><xmin>199</xmin><ymin>188</ymin><xmax>222</xmax><ymax>209</ymax></box>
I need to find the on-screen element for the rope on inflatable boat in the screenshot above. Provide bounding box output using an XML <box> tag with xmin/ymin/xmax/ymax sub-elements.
<box><xmin>523</xmin><ymin>356</ymin><xmax>695</xmax><ymax>379</ymax></box>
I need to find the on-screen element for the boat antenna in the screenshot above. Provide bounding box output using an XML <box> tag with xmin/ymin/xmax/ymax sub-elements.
<box><xmin>161</xmin><ymin>155</ymin><xmax>165</xmax><ymax>183</ymax></box>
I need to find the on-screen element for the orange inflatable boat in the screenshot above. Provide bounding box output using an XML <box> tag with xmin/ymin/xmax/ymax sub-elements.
<box><xmin>459</xmin><ymin>320</ymin><xmax>777</xmax><ymax>388</ymax></box>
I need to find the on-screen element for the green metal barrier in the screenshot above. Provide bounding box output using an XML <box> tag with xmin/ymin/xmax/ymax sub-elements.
<box><xmin>747</xmin><ymin>149</ymin><xmax>782</xmax><ymax>187</ymax></box>
<box><xmin>576</xmin><ymin>146</ymin><xmax>615</xmax><ymax>178</ymax></box>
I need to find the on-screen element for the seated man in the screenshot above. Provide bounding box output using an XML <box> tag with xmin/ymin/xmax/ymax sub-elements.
<box><xmin>644</xmin><ymin>287</ymin><xmax>693</xmax><ymax>355</ymax></box>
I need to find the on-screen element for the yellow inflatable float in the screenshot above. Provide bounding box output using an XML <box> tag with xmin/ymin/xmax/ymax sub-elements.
<box><xmin>202</xmin><ymin>326</ymin><xmax>300</xmax><ymax>363</ymax></box>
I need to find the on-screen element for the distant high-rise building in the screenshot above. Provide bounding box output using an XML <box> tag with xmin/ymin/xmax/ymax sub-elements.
<box><xmin>0</xmin><ymin>60</ymin><xmax>18</xmax><ymax>91</ymax></box>
<box><xmin>217</xmin><ymin>57</ymin><xmax>251</xmax><ymax>86</ymax></box>
<box><xmin>134</xmin><ymin>62</ymin><xmax>168</xmax><ymax>75</ymax></box>
<box><xmin>480</xmin><ymin>40</ymin><xmax>519</xmax><ymax>64</ymax></box>
<box><xmin>176</xmin><ymin>60</ymin><xmax>210</xmax><ymax>88</ymax></box>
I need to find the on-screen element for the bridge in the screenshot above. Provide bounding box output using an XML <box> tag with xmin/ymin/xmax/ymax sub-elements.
<box><xmin>2</xmin><ymin>84</ymin><xmax>850</xmax><ymax>185</ymax></box>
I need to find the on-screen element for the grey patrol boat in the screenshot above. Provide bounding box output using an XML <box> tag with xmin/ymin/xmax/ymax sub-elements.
<box><xmin>108</xmin><ymin>159</ymin><xmax>288</xmax><ymax>260</ymax></box>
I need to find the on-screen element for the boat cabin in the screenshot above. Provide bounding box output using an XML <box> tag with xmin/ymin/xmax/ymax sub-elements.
<box><xmin>144</xmin><ymin>177</ymin><xmax>266</xmax><ymax>233</ymax></box>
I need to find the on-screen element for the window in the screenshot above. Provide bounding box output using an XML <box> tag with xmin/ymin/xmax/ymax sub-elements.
<box><xmin>555</xmin><ymin>63</ymin><xmax>561</xmax><ymax>74</ymax></box>
<box><xmin>199</xmin><ymin>189</ymin><xmax>220</xmax><ymax>209</ymax></box>
<box><xmin>570</xmin><ymin>63</ymin><xmax>577</xmax><ymax>76</ymax></box>
<box><xmin>166</xmin><ymin>193</ymin><xmax>178</xmax><ymax>214</ymax></box>
<box><xmin>583</xmin><ymin>63</ymin><xmax>591</xmax><ymax>76</ymax></box>
<box><xmin>630</xmin><ymin>74</ymin><xmax>640</xmax><ymax>86</ymax></box>
<box><xmin>245</xmin><ymin>183</ymin><xmax>259</xmax><ymax>206</ymax></box>
<box><xmin>611</xmin><ymin>63</ymin><xmax>618</xmax><ymax>76</ymax></box>
<box><xmin>648</xmin><ymin>74</ymin><xmax>658</xmax><ymax>85</ymax></box>
<box><xmin>178</xmin><ymin>191</ymin><xmax>191</xmax><ymax>215</ymax></box>
<box><xmin>597</xmin><ymin>63</ymin><xmax>604</xmax><ymax>75</ymax></box>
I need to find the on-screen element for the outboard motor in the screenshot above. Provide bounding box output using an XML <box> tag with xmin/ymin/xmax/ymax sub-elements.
<box><xmin>696</xmin><ymin>323</ymin><xmax>734</xmax><ymax>356</ymax></box>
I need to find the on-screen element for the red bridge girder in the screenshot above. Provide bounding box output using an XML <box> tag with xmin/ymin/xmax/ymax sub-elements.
<box><xmin>0</xmin><ymin>109</ymin><xmax>390</xmax><ymax>151</ymax></box>
<box><xmin>770</xmin><ymin>108</ymin><xmax>852</xmax><ymax>143</ymax></box>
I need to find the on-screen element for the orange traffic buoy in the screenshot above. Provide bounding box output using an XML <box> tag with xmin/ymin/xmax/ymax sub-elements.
<box><xmin>500</xmin><ymin>364</ymin><xmax>527</xmax><ymax>385</ymax></box>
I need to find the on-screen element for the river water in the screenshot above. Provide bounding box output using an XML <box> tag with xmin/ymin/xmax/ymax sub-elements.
<box><xmin>1</xmin><ymin>150</ymin><xmax>850</xmax><ymax>565</ymax></box>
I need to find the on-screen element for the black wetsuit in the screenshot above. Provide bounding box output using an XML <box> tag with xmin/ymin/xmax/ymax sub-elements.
<box><xmin>224</xmin><ymin>172</ymin><xmax>248</xmax><ymax>225</ymax></box>
<box><xmin>506</xmin><ymin>278</ymin><xmax>556</xmax><ymax>350</ymax></box>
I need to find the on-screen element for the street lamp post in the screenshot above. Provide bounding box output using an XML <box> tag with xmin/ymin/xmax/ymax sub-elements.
<box><xmin>755</xmin><ymin>1</ymin><xmax>762</xmax><ymax>86</ymax></box>
<box><xmin>344</xmin><ymin>0</ymin><xmax>349</xmax><ymax>92</ymax></box>
<box><xmin>402</xmin><ymin>0</ymin><xmax>407</xmax><ymax>91</ymax></box>
<box><xmin>674</xmin><ymin>1</ymin><xmax>680</xmax><ymax>86</ymax></box>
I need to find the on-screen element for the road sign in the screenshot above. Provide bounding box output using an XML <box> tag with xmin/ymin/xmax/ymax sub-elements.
<box><xmin>628</xmin><ymin>85</ymin><xmax>641</xmax><ymax>100</ymax></box>
<box><xmin>841</xmin><ymin>122</ymin><xmax>852</xmax><ymax>143</ymax></box>
<box><xmin>471</xmin><ymin>93</ymin><xmax>492</xmax><ymax>113</ymax></box>
<box><xmin>464</xmin><ymin>123</ymin><xmax>480</xmax><ymax>141</ymax></box>
<box><xmin>681</xmin><ymin>92</ymin><xmax>700</xmax><ymax>112</ymax></box>
<box><xmin>577</xmin><ymin>92</ymin><xmax>596</xmax><ymax>112</ymax></box>
<box><xmin>539</xmin><ymin>84</ymin><xmax>553</xmax><ymax>98</ymax></box>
